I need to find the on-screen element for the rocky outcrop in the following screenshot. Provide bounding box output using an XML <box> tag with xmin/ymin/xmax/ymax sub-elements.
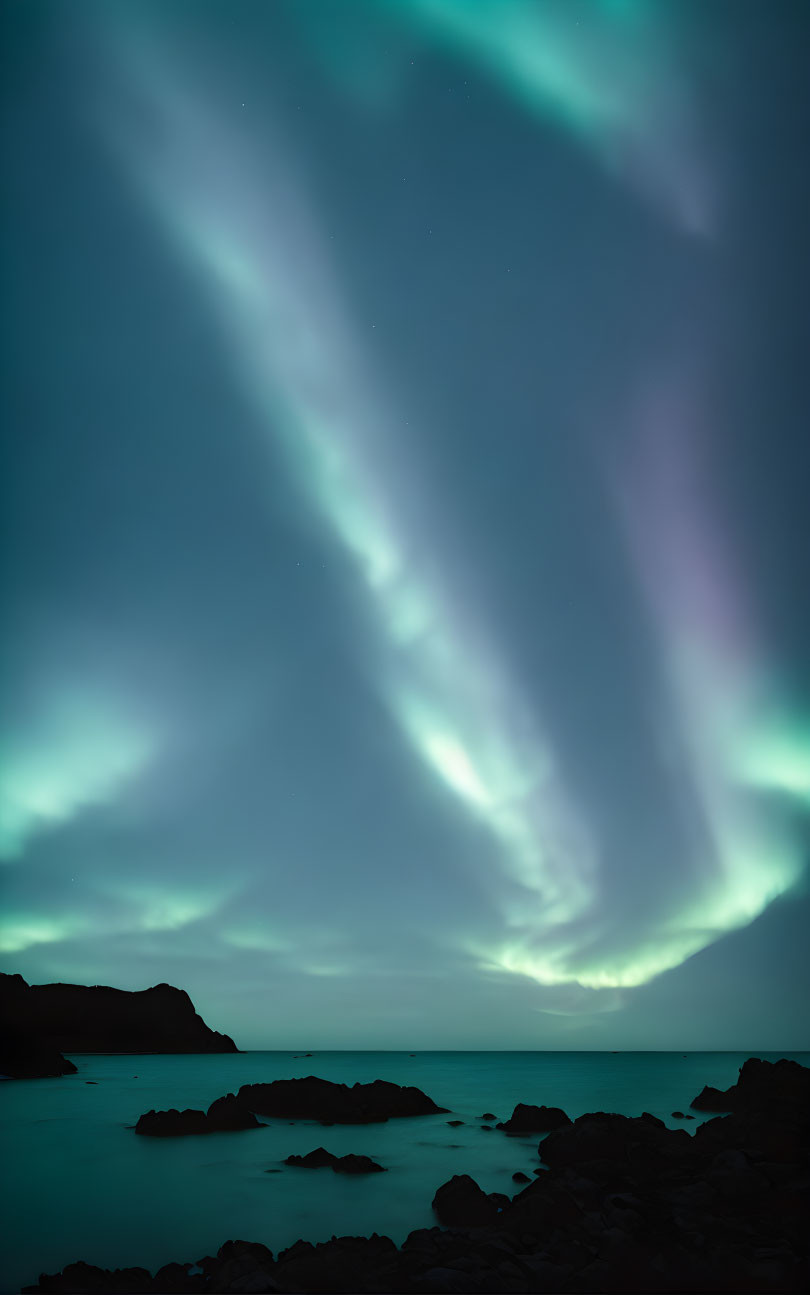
<box><xmin>496</xmin><ymin>1102</ymin><xmax>572</xmax><ymax>1133</ymax></box>
<box><xmin>135</xmin><ymin>1094</ymin><xmax>260</xmax><ymax>1136</ymax></box>
<box><xmin>690</xmin><ymin>1083</ymin><xmax>735</xmax><ymax>1111</ymax></box>
<box><xmin>431</xmin><ymin>1174</ymin><xmax>502</xmax><ymax>1227</ymax></box>
<box><xmin>235</xmin><ymin>1075</ymin><xmax>448</xmax><ymax>1123</ymax></box>
<box><xmin>0</xmin><ymin>973</ymin><xmax>237</xmax><ymax>1056</ymax></box>
<box><xmin>0</xmin><ymin>1025</ymin><xmax>77</xmax><ymax>1080</ymax></box>
<box><xmin>538</xmin><ymin>1109</ymin><xmax>694</xmax><ymax>1172</ymax></box>
<box><xmin>23</xmin><ymin>1057</ymin><xmax>810</xmax><ymax>1293</ymax></box>
<box><xmin>284</xmin><ymin>1147</ymin><xmax>386</xmax><ymax>1174</ymax></box>
<box><xmin>690</xmin><ymin>1056</ymin><xmax>810</xmax><ymax>1113</ymax></box>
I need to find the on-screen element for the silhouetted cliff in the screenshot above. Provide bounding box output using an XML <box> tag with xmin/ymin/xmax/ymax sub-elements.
<box><xmin>0</xmin><ymin>973</ymin><xmax>237</xmax><ymax>1069</ymax></box>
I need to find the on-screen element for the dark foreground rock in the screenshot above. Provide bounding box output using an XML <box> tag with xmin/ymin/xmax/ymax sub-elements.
<box><xmin>24</xmin><ymin>1056</ymin><xmax>810</xmax><ymax>1293</ymax></box>
<box><xmin>496</xmin><ymin>1102</ymin><xmax>572</xmax><ymax>1133</ymax></box>
<box><xmin>431</xmin><ymin>1173</ymin><xmax>502</xmax><ymax>1227</ymax></box>
<box><xmin>690</xmin><ymin>1056</ymin><xmax>810</xmax><ymax>1113</ymax></box>
<box><xmin>284</xmin><ymin>1147</ymin><xmax>385</xmax><ymax>1174</ymax></box>
<box><xmin>236</xmin><ymin>1075</ymin><xmax>448</xmax><ymax>1123</ymax></box>
<box><xmin>136</xmin><ymin>1094</ymin><xmax>261</xmax><ymax>1136</ymax></box>
<box><xmin>0</xmin><ymin>972</ymin><xmax>236</xmax><ymax>1056</ymax></box>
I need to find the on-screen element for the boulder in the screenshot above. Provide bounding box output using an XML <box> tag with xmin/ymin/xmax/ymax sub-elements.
<box><xmin>136</xmin><ymin>1093</ymin><xmax>260</xmax><ymax>1136</ymax></box>
<box><xmin>236</xmin><ymin>1075</ymin><xmax>447</xmax><ymax>1123</ymax></box>
<box><xmin>152</xmin><ymin>1261</ymin><xmax>203</xmax><ymax>1292</ymax></box>
<box><xmin>136</xmin><ymin>1107</ymin><xmax>209</xmax><ymax>1137</ymax></box>
<box><xmin>206</xmin><ymin>1241</ymin><xmax>275</xmax><ymax>1294</ymax></box>
<box><xmin>497</xmin><ymin>1103</ymin><xmax>571</xmax><ymax>1133</ymax></box>
<box><xmin>539</xmin><ymin>1111</ymin><xmax>693</xmax><ymax>1174</ymax></box>
<box><xmin>333</xmin><ymin>1153</ymin><xmax>386</xmax><ymax>1175</ymax></box>
<box><xmin>284</xmin><ymin>1147</ymin><xmax>385</xmax><ymax>1173</ymax></box>
<box><xmin>284</xmin><ymin>1146</ymin><xmax>337</xmax><ymax>1168</ymax></box>
<box><xmin>273</xmin><ymin>1234</ymin><xmax>398</xmax><ymax>1293</ymax></box>
<box><xmin>432</xmin><ymin>1174</ymin><xmax>500</xmax><ymax>1227</ymax></box>
<box><xmin>205</xmin><ymin>1094</ymin><xmax>262</xmax><ymax>1131</ymax></box>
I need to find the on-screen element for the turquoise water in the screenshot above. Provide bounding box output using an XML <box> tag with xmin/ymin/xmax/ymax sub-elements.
<box><xmin>2</xmin><ymin>1050</ymin><xmax>807</xmax><ymax>1293</ymax></box>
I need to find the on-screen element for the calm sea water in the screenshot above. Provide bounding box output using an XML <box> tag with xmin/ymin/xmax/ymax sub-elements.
<box><xmin>2</xmin><ymin>1050</ymin><xmax>807</xmax><ymax>1293</ymax></box>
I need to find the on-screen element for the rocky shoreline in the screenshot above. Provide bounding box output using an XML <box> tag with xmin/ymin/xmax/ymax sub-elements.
<box><xmin>21</xmin><ymin>1057</ymin><xmax>809</xmax><ymax>1293</ymax></box>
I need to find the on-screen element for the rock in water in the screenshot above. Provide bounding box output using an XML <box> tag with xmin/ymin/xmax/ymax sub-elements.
<box><xmin>496</xmin><ymin>1102</ymin><xmax>572</xmax><ymax>1133</ymax></box>
<box><xmin>333</xmin><ymin>1154</ymin><xmax>386</xmax><ymax>1175</ymax></box>
<box><xmin>690</xmin><ymin>1056</ymin><xmax>810</xmax><ymax>1114</ymax></box>
<box><xmin>236</xmin><ymin>1075</ymin><xmax>448</xmax><ymax>1123</ymax></box>
<box><xmin>136</xmin><ymin>1093</ymin><xmax>260</xmax><ymax>1137</ymax></box>
<box><xmin>283</xmin><ymin>1148</ymin><xmax>386</xmax><ymax>1173</ymax></box>
<box><xmin>284</xmin><ymin>1147</ymin><xmax>338</xmax><ymax>1168</ymax></box>
<box><xmin>432</xmin><ymin>1174</ymin><xmax>501</xmax><ymax>1226</ymax></box>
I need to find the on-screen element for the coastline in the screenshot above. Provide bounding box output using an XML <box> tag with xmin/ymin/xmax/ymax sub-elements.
<box><xmin>8</xmin><ymin>1054</ymin><xmax>808</xmax><ymax>1294</ymax></box>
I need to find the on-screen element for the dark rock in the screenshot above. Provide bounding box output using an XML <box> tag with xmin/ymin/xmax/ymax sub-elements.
<box><xmin>333</xmin><ymin>1153</ymin><xmax>386</xmax><ymax>1175</ymax></box>
<box><xmin>0</xmin><ymin>1023</ymin><xmax>77</xmax><ymax>1079</ymax></box>
<box><xmin>479</xmin><ymin>1123</ymin><xmax>493</xmax><ymax>1130</ymax></box>
<box><xmin>284</xmin><ymin>1147</ymin><xmax>385</xmax><ymax>1173</ymax></box>
<box><xmin>24</xmin><ymin>1262</ymin><xmax>154</xmax><ymax>1292</ymax></box>
<box><xmin>497</xmin><ymin>1102</ymin><xmax>572</xmax><ymax>1133</ymax></box>
<box><xmin>152</xmin><ymin>1262</ymin><xmax>203</xmax><ymax>1293</ymax></box>
<box><xmin>207</xmin><ymin>1241</ymin><xmax>276</xmax><ymax>1294</ymax></box>
<box><xmin>432</xmin><ymin>1174</ymin><xmax>500</xmax><ymax>1226</ymax></box>
<box><xmin>274</xmin><ymin>1234</ymin><xmax>398</xmax><ymax>1293</ymax></box>
<box><xmin>689</xmin><ymin>1056</ymin><xmax>810</xmax><ymax>1114</ymax></box>
<box><xmin>479</xmin><ymin>1112</ymin><xmax>497</xmax><ymax>1120</ymax></box>
<box><xmin>136</xmin><ymin>1093</ymin><xmax>260</xmax><ymax>1136</ymax></box>
<box><xmin>690</xmin><ymin>1084</ymin><xmax>735</xmax><ymax>1112</ymax></box>
<box><xmin>206</xmin><ymin>1094</ymin><xmax>262</xmax><ymax>1131</ymax></box>
<box><xmin>284</xmin><ymin>1146</ymin><xmax>337</xmax><ymax>1168</ymax></box>
<box><xmin>237</xmin><ymin>1075</ymin><xmax>448</xmax><ymax>1123</ymax></box>
<box><xmin>135</xmin><ymin>1107</ymin><xmax>209</xmax><ymax>1137</ymax></box>
<box><xmin>671</xmin><ymin>1110</ymin><xmax>685</xmax><ymax>1118</ymax></box>
<box><xmin>512</xmin><ymin>1171</ymin><xmax>531</xmax><ymax>1183</ymax></box>
<box><xmin>446</xmin><ymin>1119</ymin><xmax>464</xmax><ymax>1126</ymax></box>
<box><xmin>0</xmin><ymin>971</ymin><xmax>236</xmax><ymax>1056</ymax></box>
<box><xmin>693</xmin><ymin>1107</ymin><xmax>809</xmax><ymax>1164</ymax></box>
<box><xmin>539</xmin><ymin>1110</ymin><xmax>693</xmax><ymax>1172</ymax></box>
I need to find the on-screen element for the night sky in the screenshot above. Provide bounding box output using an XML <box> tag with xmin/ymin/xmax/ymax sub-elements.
<box><xmin>2</xmin><ymin>0</ymin><xmax>809</xmax><ymax>1050</ymax></box>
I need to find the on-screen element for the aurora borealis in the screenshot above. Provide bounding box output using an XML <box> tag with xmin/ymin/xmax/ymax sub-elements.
<box><xmin>1</xmin><ymin>0</ymin><xmax>808</xmax><ymax>1047</ymax></box>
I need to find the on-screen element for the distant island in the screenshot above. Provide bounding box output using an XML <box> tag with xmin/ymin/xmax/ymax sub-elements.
<box><xmin>0</xmin><ymin>973</ymin><xmax>237</xmax><ymax>1078</ymax></box>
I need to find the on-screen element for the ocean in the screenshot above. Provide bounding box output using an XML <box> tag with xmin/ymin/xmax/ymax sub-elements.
<box><xmin>2</xmin><ymin>1050</ymin><xmax>807</xmax><ymax>1293</ymax></box>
